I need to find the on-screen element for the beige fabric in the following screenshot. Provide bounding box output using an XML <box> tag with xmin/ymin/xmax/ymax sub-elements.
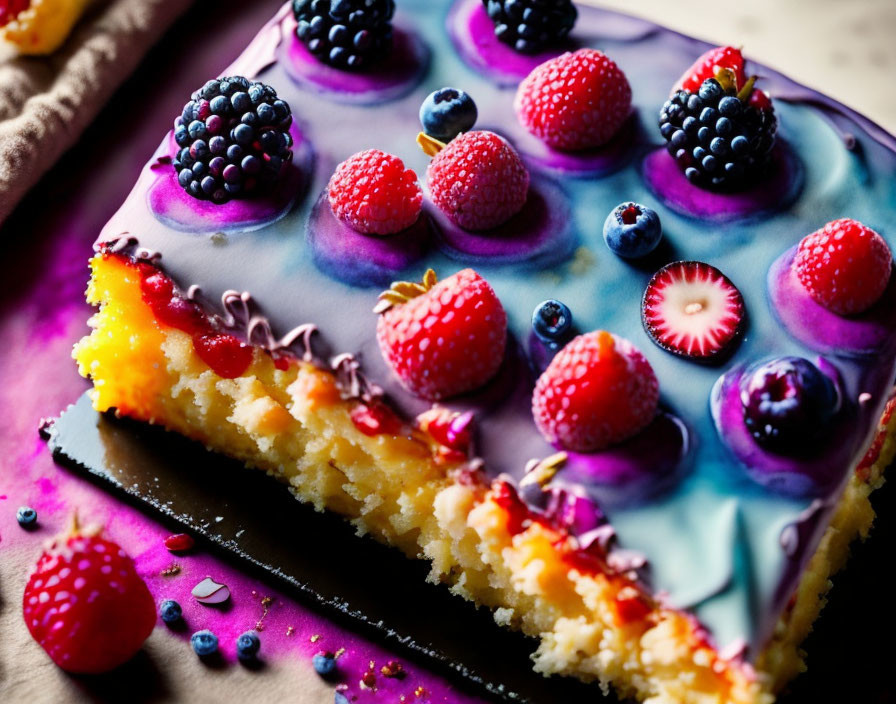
<box><xmin>0</xmin><ymin>0</ymin><xmax>192</xmax><ymax>224</ymax></box>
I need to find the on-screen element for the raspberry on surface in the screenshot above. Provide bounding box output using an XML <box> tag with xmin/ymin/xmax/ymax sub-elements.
<box><xmin>426</xmin><ymin>130</ymin><xmax>529</xmax><ymax>231</ymax></box>
<box><xmin>483</xmin><ymin>0</ymin><xmax>577</xmax><ymax>55</ymax></box>
<box><xmin>22</xmin><ymin>525</ymin><xmax>156</xmax><ymax>674</ymax></box>
<box><xmin>794</xmin><ymin>218</ymin><xmax>893</xmax><ymax>315</ymax></box>
<box><xmin>532</xmin><ymin>331</ymin><xmax>659</xmax><ymax>452</ymax></box>
<box><xmin>375</xmin><ymin>268</ymin><xmax>508</xmax><ymax>400</ymax></box>
<box><xmin>327</xmin><ymin>149</ymin><xmax>423</xmax><ymax>235</ymax></box>
<box><xmin>514</xmin><ymin>49</ymin><xmax>632</xmax><ymax>152</ymax></box>
<box><xmin>292</xmin><ymin>0</ymin><xmax>394</xmax><ymax>70</ymax></box>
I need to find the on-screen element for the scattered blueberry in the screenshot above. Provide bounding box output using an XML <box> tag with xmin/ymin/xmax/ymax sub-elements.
<box><xmin>419</xmin><ymin>88</ymin><xmax>478</xmax><ymax>142</ymax></box>
<box><xmin>740</xmin><ymin>356</ymin><xmax>839</xmax><ymax>454</ymax></box>
<box><xmin>16</xmin><ymin>506</ymin><xmax>37</xmax><ymax>528</ymax></box>
<box><xmin>334</xmin><ymin>692</ymin><xmax>350</xmax><ymax>704</ymax></box>
<box><xmin>532</xmin><ymin>300</ymin><xmax>574</xmax><ymax>348</ymax></box>
<box><xmin>159</xmin><ymin>599</ymin><xmax>183</xmax><ymax>624</ymax></box>
<box><xmin>603</xmin><ymin>202</ymin><xmax>662</xmax><ymax>258</ymax></box>
<box><xmin>313</xmin><ymin>650</ymin><xmax>337</xmax><ymax>677</ymax></box>
<box><xmin>236</xmin><ymin>631</ymin><xmax>261</xmax><ymax>661</ymax></box>
<box><xmin>191</xmin><ymin>629</ymin><xmax>219</xmax><ymax>657</ymax></box>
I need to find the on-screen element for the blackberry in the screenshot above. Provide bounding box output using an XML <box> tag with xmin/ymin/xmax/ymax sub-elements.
<box><xmin>483</xmin><ymin>0</ymin><xmax>577</xmax><ymax>55</ymax></box>
<box><xmin>292</xmin><ymin>0</ymin><xmax>395</xmax><ymax>70</ymax></box>
<box><xmin>172</xmin><ymin>76</ymin><xmax>293</xmax><ymax>204</ymax></box>
<box><xmin>658</xmin><ymin>77</ymin><xmax>777</xmax><ymax>190</ymax></box>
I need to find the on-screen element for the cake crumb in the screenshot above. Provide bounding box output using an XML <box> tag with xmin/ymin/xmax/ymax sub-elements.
<box><xmin>286</xmin><ymin>625</ymin><xmax>295</xmax><ymax>636</ymax></box>
<box><xmin>380</xmin><ymin>660</ymin><xmax>405</xmax><ymax>678</ymax></box>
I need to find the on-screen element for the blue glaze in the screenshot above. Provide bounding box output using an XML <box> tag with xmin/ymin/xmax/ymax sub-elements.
<box><xmin>94</xmin><ymin>0</ymin><xmax>896</xmax><ymax>658</ymax></box>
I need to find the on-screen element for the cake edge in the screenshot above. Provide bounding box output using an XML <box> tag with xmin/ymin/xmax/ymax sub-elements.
<box><xmin>70</xmin><ymin>252</ymin><xmax>896</xmax><ymax>704</ymax></box>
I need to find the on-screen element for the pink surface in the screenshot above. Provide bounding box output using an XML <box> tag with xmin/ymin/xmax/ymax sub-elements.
<box><xmin>0</xmin><ymin>196</ymin><xmax>482</xmax><ymax>704</ymax></box>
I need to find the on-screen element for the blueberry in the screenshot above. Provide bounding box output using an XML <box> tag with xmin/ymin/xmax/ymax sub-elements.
<box><xmin>740</xmin><ymin>357</ymin><xmax>839</xmax><ymax>454</ymax></box>
<box><xmin>16</xmin><ymin>506</ymin><xmax>37</xmax><ymax>528</ymax></box>
<box><xmin>532</xmin><ymin>300</ymin><xmax>574</xmax><ymax>347</ymax></box>
<box><xmin>334</xmin><ymin>693</ymin><xmax>350</xmax><ymax>704</ymax></box>
<box><xmin>159</xmin><ymin>599</ymin><xmax>182</xmax><ymax>624</ymax></box>
<box><xmin>191</xmin><ymin>630</ymin><xmax>219</xmax><ymax>657</ymax></box>
<box><xmin>236</xmin><ymin>631</ymin><xmax>261</xmax><ymax>661</ymax></box>
<box><xmin>602</xmin><ymin>202</ymin><xmax>662</xmax><ymax>259</ymax></box>
<box><xmin>313</xmin><ymin>651</ymin><xmax>337</xmax><ymax>677</ymax></box>
<box><xmin>419</xmin><ymin>88</ymin><xmax>478</xmax><ymax>142</ymax></box>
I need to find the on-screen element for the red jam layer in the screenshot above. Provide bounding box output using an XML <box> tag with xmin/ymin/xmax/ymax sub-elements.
<box><xmin>133</xmin><ymin>258</ymin><xmax>254</xmax><ymax>379</ymax></box>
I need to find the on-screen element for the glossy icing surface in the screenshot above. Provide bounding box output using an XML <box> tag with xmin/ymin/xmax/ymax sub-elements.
<box><xmin>94</xmin><ymin>0</ymin><xmax>896</xmax><ymax>657</ymax></box>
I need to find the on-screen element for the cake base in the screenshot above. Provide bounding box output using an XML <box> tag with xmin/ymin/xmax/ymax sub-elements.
<box><xmin>67</xmin><ymin>253</ymin><xmax>896</xmax><ymax>703</ymax></box>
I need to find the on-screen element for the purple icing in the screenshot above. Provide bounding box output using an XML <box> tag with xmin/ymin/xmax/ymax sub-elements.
<box><xmin>279</xmin><ymin>15</ymin><xmax>429</xmax><ymax>104</ymax></box>
<box><xmin>768</xmin><ymin>246</ymin><xmax>896</xmax><ymax>356</ymax></box>
<box><xmin>148</xmin><ymin>122</ymin><xmax>313</xmax><ymax>234</ymax></box>
<box><xmin>446</xmin><ymin>0</ymin><xmax>574</xmax><ymax>87</ymax></box>
<box><xmin>642</xmin><ymin>142</ymin><xmax>803</xmax><ymax>222</ymax></box>
<box><xmin>306</xmin><ymin>191</ymin><xmax>432</xmax><ymax>287</ymax></box>
<box><xmin>428</xmin><ymin>177</ymin><xmax>576</xmax><ymax>267</ymax></box>
<box><xmin>500</xmin><ymin>114</ymin><xmax>639</xmax><ymax>177</ymax></box>
<box><xmin>710</xmin><ymin>364</ymin><xmax>858</xmax><ymax>498</ymax></box>
<box><xmin>554</xmin><ymin>412</ymin><xmax>691</xmax><ymax>508</ymax></box>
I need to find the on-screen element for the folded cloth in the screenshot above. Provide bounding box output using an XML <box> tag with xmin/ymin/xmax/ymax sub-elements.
<box><xmin>0</xmin><ymin>0</ymin><xmax>193</xmax><ymax>224</ymax></box>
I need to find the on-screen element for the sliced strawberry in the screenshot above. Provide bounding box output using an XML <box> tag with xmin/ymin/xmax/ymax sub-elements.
<box><xmin>642</xmin><ymin>261</ymin><xmax>745</xmax><ymax>362</ymax></box>
<box><xmin>674</xmin><ymin>46</ymin><xmax>747</xmax><ymax>94</ymax></box>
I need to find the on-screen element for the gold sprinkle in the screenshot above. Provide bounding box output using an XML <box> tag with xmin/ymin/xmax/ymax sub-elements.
<box><xmin>161</xmin><ymin>563</ymin><xmax>181</xmax><ymax>577</ymax></box>
<box><xmin>520</xmin><ymin>451</ymin><xmax>568</xmax><ymax>488</ymax></box>
<box><xmin>416</xmin><ymin>131</ymin><xmax>447</xmax><ymax>157</ymax></box>
<box><xmin>334</xmin><ymin>647</ymin><xmax>346</xmax><ymax>659</ymax></box>
<box><xmin>286</xmin><ymin>625</ymin><xmax>295</xmax><ymax>636</ymax></box>
<box><xmin>415</xmin><ymin>685</ymin><xmax>427</xmax><ymax>698</ymax></box>
<box><xmin>310</xmin><ymin>634</ymin><xmax>321</xmax><ymax>643</ymax></box>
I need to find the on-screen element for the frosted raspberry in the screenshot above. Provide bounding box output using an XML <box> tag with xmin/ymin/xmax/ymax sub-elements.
<box><xmin>515</xmin><ymin>49</ymin><xmax>632</xmax><ymax>151</ymax></box>
<box><xmin>328</xmin><ymin>149</ymin><xmax>423</xmax><ymax>235</ymax></box>
<box><xmin>426</xmin><ymin>131</ymin><xmax>529</xmax><ymax>231</ymax></box>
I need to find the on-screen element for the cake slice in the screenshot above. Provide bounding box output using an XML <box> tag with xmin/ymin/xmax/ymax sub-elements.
<box><xmin>70</xmin><ymin>2</ymin><xmax>896</xmax><ymax>702</ymax></box>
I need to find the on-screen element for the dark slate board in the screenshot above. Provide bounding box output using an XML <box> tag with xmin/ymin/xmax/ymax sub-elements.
<box><xmin>45</xmin><ymin>392</ymin><xmax>895</xmax><ymax>703</ymax></box>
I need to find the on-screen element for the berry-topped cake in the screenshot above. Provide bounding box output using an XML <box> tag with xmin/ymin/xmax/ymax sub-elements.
<box><xmin>66</xmin><ymin>1</ymin><xmax>896</xmax><ymax>702</ymax></box>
